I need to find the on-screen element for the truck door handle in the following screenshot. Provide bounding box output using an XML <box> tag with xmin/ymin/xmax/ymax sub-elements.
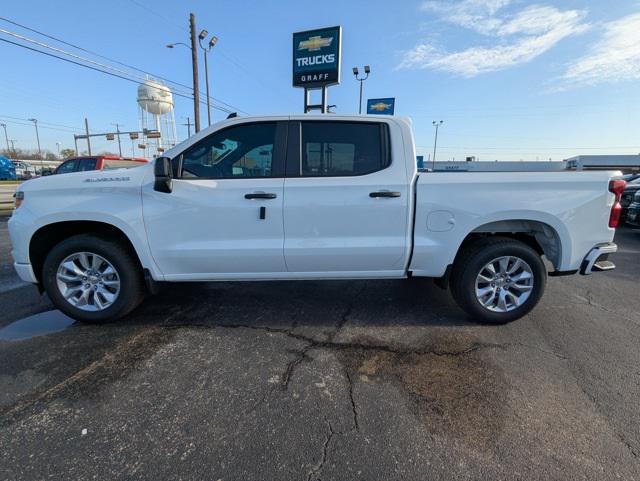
<box><xmin>369</xmin><ymin>191</ymin><xmax>401</xmax><ymax>198</ymax></box>
<box><xmin>244</xmin><ymin>192</ymin><xmax>277</xmax><ymax>200</ymax></box>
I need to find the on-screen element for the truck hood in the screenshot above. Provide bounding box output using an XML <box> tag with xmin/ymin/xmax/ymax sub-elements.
<box><xmin>16</xmin><ymin>163</ymin><xmax>152</xmax><ymax>193</ymax></box>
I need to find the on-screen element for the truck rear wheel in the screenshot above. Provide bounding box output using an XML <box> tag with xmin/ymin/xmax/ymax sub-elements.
<box><xmin>450</xmin><ymin>237</ymin><xmax>546</xmax><ymax>324</ymax></box>
<box><xmin>42</xmin><ymin>235</ymin><xmax>146</xmax><ymax>323</ymax></box>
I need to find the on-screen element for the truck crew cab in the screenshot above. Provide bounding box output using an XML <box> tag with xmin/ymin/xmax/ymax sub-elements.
<box><xmin>8</xmin><ymin>115</ymin><xmax>624</xmax><ymax>324</ymax></box>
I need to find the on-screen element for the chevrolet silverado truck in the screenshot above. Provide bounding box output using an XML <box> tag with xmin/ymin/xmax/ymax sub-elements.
<box><xmin>8</xmin><ymin>115</ymin><xmax>625</xmax><ymax>324</ymax></box>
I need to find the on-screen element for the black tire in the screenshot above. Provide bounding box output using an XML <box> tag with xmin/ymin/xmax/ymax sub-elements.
<box><xmin>449</xmin><ymin>237</ymin><xmax>547</xmax><ymax>324</ymax></box>
<box><xmin>42</xmin><ymin>234</ymin><xmax>146</xmax><ymax>323</ymax></box>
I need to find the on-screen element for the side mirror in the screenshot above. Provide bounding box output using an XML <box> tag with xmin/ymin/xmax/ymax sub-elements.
<box><xmin>154</xmin><ymin>157</ymin><xmax>173</xmax><ymax>193</ymax></box>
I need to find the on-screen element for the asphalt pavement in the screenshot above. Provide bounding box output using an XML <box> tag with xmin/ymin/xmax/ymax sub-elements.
<box><xmin>1</xmin><ymin>214</ymin><xmax>639</xmax><ymax>480</ymax></box>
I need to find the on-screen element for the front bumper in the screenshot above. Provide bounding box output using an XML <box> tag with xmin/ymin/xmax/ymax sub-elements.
<box><xmin>14</xmin><ymin>262</ymin><xmax>38</xmax><ymax>284</ymax></box>
<box><xmin>580</xmin><ymin>243</ymin><xmax>617</xmax><ymax>275</ymax></box>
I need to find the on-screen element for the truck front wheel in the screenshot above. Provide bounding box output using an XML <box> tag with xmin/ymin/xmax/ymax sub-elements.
<box><xmin>42</xmin><ymin>235</ymin><xmax>146</xmax><ymax>323</ymax></box>
<box><xmin>450</xmin><ymin>237</ymin><xmax>546</xmax><ymax>324</ymax></box>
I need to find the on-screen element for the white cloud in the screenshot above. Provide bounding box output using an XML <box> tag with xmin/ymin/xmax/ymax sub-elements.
<box><xmin>496</xmin><ymin>6</ymin><xmax>586</xmax><ymax>36</ymax></box>
<box><xmin>399</xmin><ymin>2</ymin><xmax>588</xmax><ymax>76</ymax></box>
<box><xmin>561</xmin><ymin>13</ymin><xmax>640</xmax><ymax>87</ymax></box>
<box><xmin>421</xmin><ymin>0</ymin><xmax>512</xmax><ymax>35</ymax></box>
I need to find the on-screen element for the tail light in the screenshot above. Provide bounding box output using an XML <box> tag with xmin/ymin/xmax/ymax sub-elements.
<box><xmin>608</xmin><ymin>179</ymin><xmax>626</xmax><ymax>228</ymax></box>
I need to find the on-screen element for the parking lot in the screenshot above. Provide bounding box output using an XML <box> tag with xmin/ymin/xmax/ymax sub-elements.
<box><xmin>1</xmin><ymin>214</ymin><xmax>639</xmax><ymax>480</ymax></box>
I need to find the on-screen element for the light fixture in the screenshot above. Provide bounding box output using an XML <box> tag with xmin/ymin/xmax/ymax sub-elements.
<box><xmin>198</xmin><ymin>29</ymin><xmax>208</xmax><ymax>40</ymax></box>
<box><xmin>352</xmin><ymin>67</ymin><xmax>359</xmax><ymax>76</ymax></box>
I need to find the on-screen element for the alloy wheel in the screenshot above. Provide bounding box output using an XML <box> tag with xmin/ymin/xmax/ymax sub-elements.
<box><xmin>55</xmin><ymin>252</ymin><xmax>121</xmax><ymax>312</ymax></box>
<box><xmin>474</xmin><ymin>256</ymin><xmax>534</xmax><ymax>313</ymax></box>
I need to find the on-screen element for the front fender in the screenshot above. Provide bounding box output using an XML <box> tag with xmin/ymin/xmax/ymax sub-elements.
<box><xmin>9</xmin><ymin>203</ymin><xmax>164</xmax><ymax>282</ymax></box>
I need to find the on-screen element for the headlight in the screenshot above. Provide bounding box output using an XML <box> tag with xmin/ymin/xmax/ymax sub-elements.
<box><xmin>13</xmin><ymin>191</ymin><xmax>24</xmax><ymax>209</ymax></box>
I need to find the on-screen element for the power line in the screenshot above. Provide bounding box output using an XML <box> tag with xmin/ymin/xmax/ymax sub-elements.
<box><xmin>0</xmin><ymin>117</ymin><xmax>82</xmax><ymax>134</ymax></box>
<box><xmin>0</xmin><ymin>37</ymin><xmax>238</xmax><ymax>114</ymax></box>
<box><xmin>0</xmin><ymin>27</ymin><xmax>195</xmax><ymax>97</ymax></box>
<box><xmin>118</xmin><ymin>3</ymin><xmax>286</xmax><ymax>100</ymax></box>
<box><xmin>0</xmin><ymin>18</ymin><xmax>249</xmax><ymax>114</ymax></box>
<box><xmin>125</xmin><ymin>0</ymin><xmax>188</xmax><ymax>33</ymax></box>
<box><xmin>0</xmin><ymin>16</ymin><xmax>194</xmax><ymax>94</ymax></box>
<box><xmin>0</xmin><ymin>114</ymin><xmax>82</xmax><ymax>131</ymax></box>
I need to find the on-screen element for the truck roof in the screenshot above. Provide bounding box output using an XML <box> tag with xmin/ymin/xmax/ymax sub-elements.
<box><xmin>67</xmin><ymin>155</ymin><xmax>148</xmax><ymax>163</ymax></box>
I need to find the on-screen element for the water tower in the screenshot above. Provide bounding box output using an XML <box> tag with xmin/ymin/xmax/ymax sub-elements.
<box><xmin>137</xmin><ymin>79</ymin><xmax>177</xmax><ymax>157</ymax></box>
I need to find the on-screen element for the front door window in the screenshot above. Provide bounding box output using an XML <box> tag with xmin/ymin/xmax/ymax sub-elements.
<box><xmin>180</xmin><ymin>123</ymin><xmax>277</xmax><ymax>179</ymax></box>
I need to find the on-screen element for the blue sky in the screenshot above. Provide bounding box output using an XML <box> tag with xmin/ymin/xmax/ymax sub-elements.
<box><xmin>1</xmin><ymin>0</ymin><xmax>639</xmax><ymax>161</ymax></box>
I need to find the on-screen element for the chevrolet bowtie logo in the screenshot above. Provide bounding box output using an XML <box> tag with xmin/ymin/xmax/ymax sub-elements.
<box><xmin>370</xmin><ymin>102</ymin><xmax>392</xmax><ymax>111</ymax></box>
<box><xmin>298</xmin><ymin>36</ymin><xmax>333</xmax><ymax>52</ymax></box>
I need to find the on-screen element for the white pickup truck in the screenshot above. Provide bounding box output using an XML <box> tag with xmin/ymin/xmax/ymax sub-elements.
<box><xmin>8</xmin><ymin>115</ymin><xmax>625</xmax><ymax>324</ymax></box>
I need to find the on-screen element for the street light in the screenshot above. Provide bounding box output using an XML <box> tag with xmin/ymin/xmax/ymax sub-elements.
<box><xmin>0</xmin><ymin>122</ymin><xmax>9</xmax><ymax>152</ymax></box>
<box><xmin>432</xmin><ymin>120</ymin><xmax>444</xmax><ymax>171</ymax></box>
<box><xmin>27</xmin><ymin>118</ymin><xmax>42</xmax><ymax>159</ymax></box>
<box><xmin>198</xmin><ymin>30</ymin><xmax>218</xmax><ymax>127</ymax></box>
<box><xmin>166</xmin><ymin>41</ymin><xmax>201</xmax><ymax>132</ymax></box>
<box><xmin>55</xmin><ymin>141</ymin><xmax>62</xmax><ymax>158</ymax></box>
<box><xmin>166</xmin><ymin>42</ymin><xmax>190</xmax><ymax>49</ymax></box>
<box><xmin>352</xmin><ymin>65</ymin><xmax>371</xmax><ymax>114</ymax></box>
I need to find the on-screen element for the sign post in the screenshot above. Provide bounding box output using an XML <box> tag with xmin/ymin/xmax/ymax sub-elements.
<box><xmin>293</xmin><ymin>26</ymin><xmax>342</xmax><ymax>113</ymax></box>
<box><xmin>366</xmin><ymin>98</ymin><xmax>396</xmax><ymax>115</ymax></box>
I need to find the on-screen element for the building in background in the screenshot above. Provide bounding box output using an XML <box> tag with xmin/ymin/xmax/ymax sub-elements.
<box><xmin>429</xmin><ymin>155</ymin><xmax>640</xmax><ymax>174</ymax></box>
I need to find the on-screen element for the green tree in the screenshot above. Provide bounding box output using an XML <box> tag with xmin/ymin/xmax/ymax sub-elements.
<box><xmin>59</xmin><ymin>148</ymin><xmax>76</xmax><ymax>159</ymax></box>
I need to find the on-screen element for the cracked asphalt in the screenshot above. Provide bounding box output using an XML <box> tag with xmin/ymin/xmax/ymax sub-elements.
<box><xmin>1</xmin><ymin>215</ymin><xmax>640</xmax><ymax>480</ymax></box>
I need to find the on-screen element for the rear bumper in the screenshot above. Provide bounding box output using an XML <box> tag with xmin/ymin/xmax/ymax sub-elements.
<box><xmin>14</xmin><ymin>262</ymin><xmax>38</xmax><ymax>284</ymax></box>
<box><xmin>580</xmin><ymin>243</ymin><xmax>617</xmax><ymax>275</ymax></box>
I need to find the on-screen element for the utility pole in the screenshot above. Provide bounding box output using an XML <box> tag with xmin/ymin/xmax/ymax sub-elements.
<box><xmin>112</xmin><ymin>123</ymin><xmax>123</xmax><ymax>157</ymax></box>
<box><xmin>56</xmin><ymin>141</ymin><xmax>61</xmax><ymax>158</ymax></box>
<box><xmin>432</xmin><ymin>120</ymin><xmax>443</xmax><ymax>171</ymax></box>
<box><xmin>9</xmin><ymin>139</ymin><xmax>17</xmax><ymax>156</ymax></box>
<box><xmin>84</xmin><ymin>117</ymin><xmax>92</xmax><ymax>155</ymax></box>
<box><xmin>183</xmin><ymin>117</ymin><xmax>193</xmax><ymax>138</ymax></box>
<box><xmin>352</xmin><ymin>66</ymin><xmax>371</xmax><ymax>114</ymax></box>
<box><xmin>167</xmin><ymin>14</ymin><xmax>207</xmax><ymax>131</ymax></box>
<box><xmin>189</xmin><ymin>13</ymin><xmax>201</xmax><ymax>133</ymax></box>
<box><xmin>0</xmin><ymin>123</ymin><xmax>9</xmax><ymax>151</ymax></box>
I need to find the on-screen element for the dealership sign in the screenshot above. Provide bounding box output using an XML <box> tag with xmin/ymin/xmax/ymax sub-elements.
<box><xmin>293</xmin><ymin>26</ymin><xmax>342</xmax><ymax>88</ymax></box>
<box><xmin>367</xmin><ymin>98</ymin><xmax>395</xmax><ymax>115</ymax></box>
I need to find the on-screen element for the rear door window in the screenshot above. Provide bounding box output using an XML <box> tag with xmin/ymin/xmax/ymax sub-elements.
<box><xmin>300</xmin><ymin>122</ymin><xmax>389</xmax><ymax>176</ymax></box>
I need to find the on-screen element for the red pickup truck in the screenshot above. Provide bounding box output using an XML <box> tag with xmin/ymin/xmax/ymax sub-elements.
<box><xmin>54</xmin><ymin>155</ymin><xmax>148</xmax><ymax>175</ymax></box>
